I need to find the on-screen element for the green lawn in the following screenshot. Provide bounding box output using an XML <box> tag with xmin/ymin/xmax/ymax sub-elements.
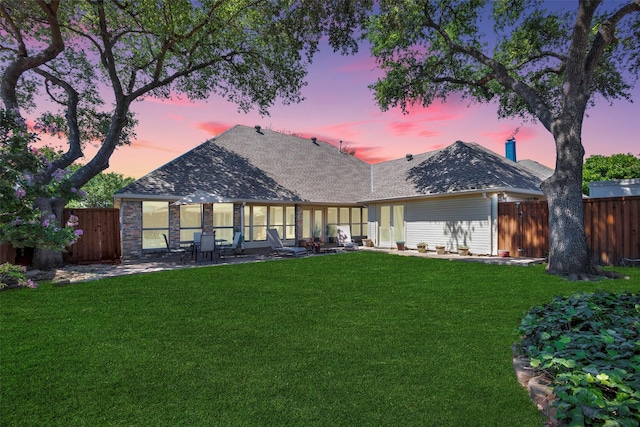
<box><xmin>2</xmin><ymin>252</ymin><xmax>639</xmax><ymax>426</ymax></box>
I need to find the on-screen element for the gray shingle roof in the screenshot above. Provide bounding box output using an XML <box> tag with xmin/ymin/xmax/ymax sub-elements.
<box><xmin>117</xmin><ymin>126</ymin><xmax>548</xmax><ymax>204</ymax></box>
<box><xmin>517</xmin><ymin>159</ymin><xmax>554</xmax><ymax>181</ymax></box>
<box><xmin>363</xmin><ymin>141</ymin><xmax>545</xmax><ymax>201</ymax></box>
<box><xmin>118</xmin><ymin>125</ymin><xmax>371</xmax><ymax>204</ymax></box>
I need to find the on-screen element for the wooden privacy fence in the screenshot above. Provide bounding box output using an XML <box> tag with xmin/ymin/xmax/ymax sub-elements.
<box><xmin>1</xmin><ymin>208</ymin><xmax>120</xmax><ymax>265</ymax></box>
<box><xmin>64</xmin><ymin>208</ymin><xmax>121</xmax><ymax>264</ymax></box>
<box><xmin>498</xmin><ymin>196</ymin><xmax>640</xmax><ymax>266</ymax></box>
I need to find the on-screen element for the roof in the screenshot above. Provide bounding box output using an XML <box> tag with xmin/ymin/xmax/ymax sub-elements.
<box><xmin>117</xmin><ymin>125</ymin><xmax>371</xmax><ymax>204</ymax></box>
<box><xmin>363</xmin><ymin>141</ymin><xmax>545</xmax><ymax>201</ymax></box>
<box><xmin>516</xmin><ymin>159</ymin><xmax>554</xmax><ymax>181</ymax></box>
<box><xmin>117</xmin><ymin>126</ymin><xmax>548</xmax><ymax>204</ymax></box>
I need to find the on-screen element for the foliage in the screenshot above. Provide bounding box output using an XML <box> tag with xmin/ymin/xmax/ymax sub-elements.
<box><xmin>582</xmin><ymin>153</ymin><xmax>640</xmax><ymax>195</ymax></box>
<box><xmin>0</xmin><ymin>0</ymin><xmax>366</xmax><ymax>193</ymax></box>
<box><xmin>0</xmin><ymin>263</ymin><xmax>36</xmax><ymax>289</ymax></box>
<box><xmin>65</xmin><ymin>168</ymin><xmax>134</xmax><ymax>208</ymax></box>
<box><xmin>0</xmin><ymin>109</ymin><xmax>82</xmax><ymax>250</ymax></box>
<box><xmin>518</xmin><ymin>291</ymin><xmax>640</xmax><ymax>426</ymax></box>
<box><xmin>1</xmin><ymin>0</ymin><xmax>368</xmax><ymax>267</ymax></box>
<box><xmin>362</xmin><ymin>1</ymin><xmax>639</xmax><ymax>275</ymax></box>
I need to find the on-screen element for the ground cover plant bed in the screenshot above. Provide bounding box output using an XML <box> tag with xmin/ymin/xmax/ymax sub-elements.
<box><xmin>2</xmin><ymin>252</ymin><xmax>639</xmax><ymax>426</ymax></box>
<box><xmin>517</xmin><ymin>291</ymin><xmax>640</xmax><ymax>426</ymax></box>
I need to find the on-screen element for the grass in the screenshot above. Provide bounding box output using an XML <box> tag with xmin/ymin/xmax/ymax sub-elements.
<box><xmin>2</xmin><ymin>252</ymin><xmax>639</xmax><ymax>426</ymax></box>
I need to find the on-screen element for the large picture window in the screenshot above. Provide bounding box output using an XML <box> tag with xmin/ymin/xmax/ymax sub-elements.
<box><xmin>244</xmin><ymin>205</ymin><xmax>296</xmax><ymax>242</ymax></box>
<box><xmin>142</xmin><ymin>201</ymin><xmax>168</xmax><ymax>249</ymax></box>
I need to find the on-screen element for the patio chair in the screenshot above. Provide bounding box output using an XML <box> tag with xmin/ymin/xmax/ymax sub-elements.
<box><xmin>266</xmin><ymin>229</ymin><xmax>308</xmax><ymax>257</ymax></box>
<box><xmin>198</xmin><ymin>233</ymin><xmax>217</xmax><ymax>263</ymax></box>
<box><xmin>219</xmin><ymin>231</ymin><xmax>243</xmax><ymax>257</ymax></box>
<box><xmin>162</xmin><ymin>233</ymin><xmax>188</xmax><ymax>262</ymax></box>
<box><xmin>336</xmin><ymin>225</ymin><xmax>359</xmax><ymax>250</ymax></box>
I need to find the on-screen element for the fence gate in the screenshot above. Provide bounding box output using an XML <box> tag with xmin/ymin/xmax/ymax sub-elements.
<box><xmin>64</xmin><ymin>208</ymin><xmax>121</xmax><ymax>264</ymax></box>
<box><xmin>498</xmin><ymin>196</ymin><xmax>640</xmax><ymax>266</ymax></box>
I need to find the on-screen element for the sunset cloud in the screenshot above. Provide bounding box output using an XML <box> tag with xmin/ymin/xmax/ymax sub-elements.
<box><xmin>129</xmin><ymin>139</ymin><xmax>183</xmax><ymax>154</ymax></box>
<box><xmin>196</xmin><ymin>121</ymin><xmax>233</xmax><ymax>136</ymax></box>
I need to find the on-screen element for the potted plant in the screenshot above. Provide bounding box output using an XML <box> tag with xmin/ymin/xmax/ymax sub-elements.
<box><xmin>435</xmin><ymin>245</ymin><xmax>446</xmax><ymax>255</ymax></box>
<box><xmin>458</xmin><ymin>246</ymin><xmax>470</xmax><ymax>256</ymax></box>
<box><xmin>416</xmin><ymin>242</ymin><xmax>428</xmax><ymax>253</ymax></box>
<box><xmin>396</xmin><ymin>241</ymin><xmax>405</xmax><ymax>251</ymax></box>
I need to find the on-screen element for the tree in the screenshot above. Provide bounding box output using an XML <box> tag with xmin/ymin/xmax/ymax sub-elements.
<box><xmin>66</xmin><ymin>169</ymin><xmax>135</xmax><ymax>208</ymax></box>
<box><xmin>363</xmin><ymin>0</ymin><xmax>639</xmax><ymax>277</ymax></box>
<box><xmin>0</xmin><ymin>109</ymin><xmax>81</xmax><ymax>287</ymax></box>
<box><xmin>0</xmin><ymin>0</ymin><xmax>366</xmax><ymax>269</ymax></box>
<box><xmin>582</xmin><ymin>153</ymin><xmax>640</xmax><ymax>194</ymax></box>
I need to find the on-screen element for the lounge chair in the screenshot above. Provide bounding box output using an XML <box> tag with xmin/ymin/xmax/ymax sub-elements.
<box><xmin>162</xmin><ymin>233</ymin><xmax>188</xmax><ymax>262</ymax></box>
<box><xmin>219</xmin><ymin>231</ymin><xmax>243</xmax><ymax>257</ymax></box>
<box><xmin>266</xmin><ymin>229</ymin><xmax>307</xmax><ymax>257</ymax></box>
<box><xmin>336</xmin><ymin>225</ymin><xmax>358</xmax><ymax>250</ymax></box>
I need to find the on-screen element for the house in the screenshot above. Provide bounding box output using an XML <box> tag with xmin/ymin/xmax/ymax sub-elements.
<box><xmin>589</xmin><ymin>178</ymin><xmax>640</xmax><ymax>197</ymax></box>
<box><xmin>114</xmin><ymin>125</ymin><xmax>552</xmax><ymax>258</ymax></box>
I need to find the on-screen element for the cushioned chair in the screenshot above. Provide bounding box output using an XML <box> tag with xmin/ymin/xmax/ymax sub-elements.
<box><xmin>336</xmin><ymin>225</ymin><xmax>358</xmax><ymax>250</ymax></box>
<box><xmin>266</xmin><ymin>229</ymin><xmax>307</xmax><ymax>257</ymax></box>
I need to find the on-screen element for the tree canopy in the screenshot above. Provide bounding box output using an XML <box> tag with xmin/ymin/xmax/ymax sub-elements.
<box><xmin>0</xmin><ymin>0</ymin><xmax>368</xmax><ymax>268</ymax></box>
<box><xmin>582</xmin><ymin>153</ymin><xmax>640</xmax><ymax>194</ymax></box>
<box><xmin>362</xmin><ymin>0</ymin><xmax>639</xmax><ymax>276</ymax></box>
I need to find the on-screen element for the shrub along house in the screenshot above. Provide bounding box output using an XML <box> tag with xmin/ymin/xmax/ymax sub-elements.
<box><xmin>114</xmin><ymin>125</ymin><xmax>552</xmax><ymax>258</ymax></box>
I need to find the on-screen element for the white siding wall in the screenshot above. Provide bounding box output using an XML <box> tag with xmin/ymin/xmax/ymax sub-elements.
<box><xmin>405</xmin><ymin>196</ymin><xmax>493</xmax><ymax>255</ymax></box>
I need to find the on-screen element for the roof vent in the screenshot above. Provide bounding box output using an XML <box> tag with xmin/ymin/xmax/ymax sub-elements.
<box><xmin>339</xmin><ymin>140</ymin><xmax>343</xmax><ymax>152</ymax></box>
<box><xmin>311</xmin><ymin>137</ymin><xmax>318</xmax><ymax>145</ymax></box>
<box><xmin>255</xmin><ymin>125</ymin><xmax>262</xmax><ymax>134</ymax></box>
<box><xmin>406</xmin><ymin>153</ymin><xmax>413</xmax><ymax>161</ymax></box>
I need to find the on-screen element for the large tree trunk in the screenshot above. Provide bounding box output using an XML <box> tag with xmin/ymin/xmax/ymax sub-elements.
<box><xmin>32</xmin><ymin>196</ymin><xmax>67</xmax><ymax>270</ymax></box>
<box><xmin>541</xmin><ymin>123</ymin><xmax>595</xmax><ymax>277</ymax></box>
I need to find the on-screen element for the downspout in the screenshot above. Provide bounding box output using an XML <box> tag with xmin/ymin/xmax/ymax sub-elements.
<box><xmin>241</xmin><ymin>201</ymin><xmax>246</xmax><ymax>249</ymax></box>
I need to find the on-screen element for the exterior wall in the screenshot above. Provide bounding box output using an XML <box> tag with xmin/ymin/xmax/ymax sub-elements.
<box><xmin>589</xmin><ymin>179</ymin><xmax>640</xmax><ymax>198</ymax></box>
<box><xmin>404</xmin><ymin>195</ymin><xmax>494</xmax><ymax>255</ymax></box>
<box><xmin>121</xmin><ymin>200</ymin><xmax>143</xmax><ymax>258</ymax></box>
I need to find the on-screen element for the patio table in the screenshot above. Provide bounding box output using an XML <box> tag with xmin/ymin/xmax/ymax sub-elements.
<box><xmin>180</xmin><ymin>238</ymin><xmax>227</xmax><ymax>263</ymax></box>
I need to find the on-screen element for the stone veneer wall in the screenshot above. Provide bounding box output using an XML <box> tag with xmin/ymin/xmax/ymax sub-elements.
<box><xmin>295</xmin><ymin>205</ymin><xmax>304</xmax><ymax>243</ymax></box>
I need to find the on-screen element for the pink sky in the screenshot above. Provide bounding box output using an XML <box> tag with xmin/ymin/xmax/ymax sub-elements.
<box><xmin>71</xmin><ymin>45</ymin><xmax>640</xmax><ymax>179</ymax></box>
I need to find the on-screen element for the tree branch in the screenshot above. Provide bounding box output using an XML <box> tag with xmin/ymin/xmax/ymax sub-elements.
<box><xmin>585</xmin><ymin>0</ymin><xmax>640</xmax><ymax>80</ymax></box>
<box><xmin>420</xmin><ymin>3</ymin><xmax>555</xmax><ymax>130</ymax></box>
<box><xmin>0</xmin><ymin>0</ymin><xmax>64</xmax><ymax>113</ymax></box>
<box><xmin>31</xmin><ymin>67</ymin><xmax>83</xmax><ymax>181</ymax></box>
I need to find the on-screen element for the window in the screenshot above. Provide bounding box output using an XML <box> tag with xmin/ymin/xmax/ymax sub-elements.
<box><xmin>339</xmin><ymin>207</ymin><xmax>350</xmax><ymax>226</ymax></box>
<box><xmin>313</xmin><ymin>209</ymin><xmax>323</xmax><ymax>239</ymax></box>
<box><xmin>142</xmin><ymin>201</ymin><xmax>168</xmax><ymax>249</ymax></box>
<box><xmin>302</xmin><ymin>209</ymin><xmax>311</xmax><ymax>239</ymax></box>
<box><xmin>269</xmin><ymin>206</ymin><xmax>284</xmax><ymax>239</ymax></box>
<box><xmin>351</xmin><ymin>207</ymin><xmax>368</xmax><ymax>237</ymax></box>
<box><xmin>252</xmin><ymin>205</ymin><xmax>268</xmax><ymax>241</ymax></box>
<box><xmin>179</xmin><ymin>204</ymin><xmax>202</xmax><ymax>242</ymax></box>
<box><xmin>351</xmin><ymin>207</ymin><xmax>361</xmax><ymax>237</ymax></box>
<box><xmin>285</xmin><ymin>206</ymin><xmax>295</xmax><ymax>239</ymax></box>
<box><xmin>326</xmin><ymin>207</ymin><xmax>338</xmax><ymax>240</ymax></box>
<box><xmin>213</xmin><ymin>203</ymin><xmax>234</xmax><ymax>242</ymax></box>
